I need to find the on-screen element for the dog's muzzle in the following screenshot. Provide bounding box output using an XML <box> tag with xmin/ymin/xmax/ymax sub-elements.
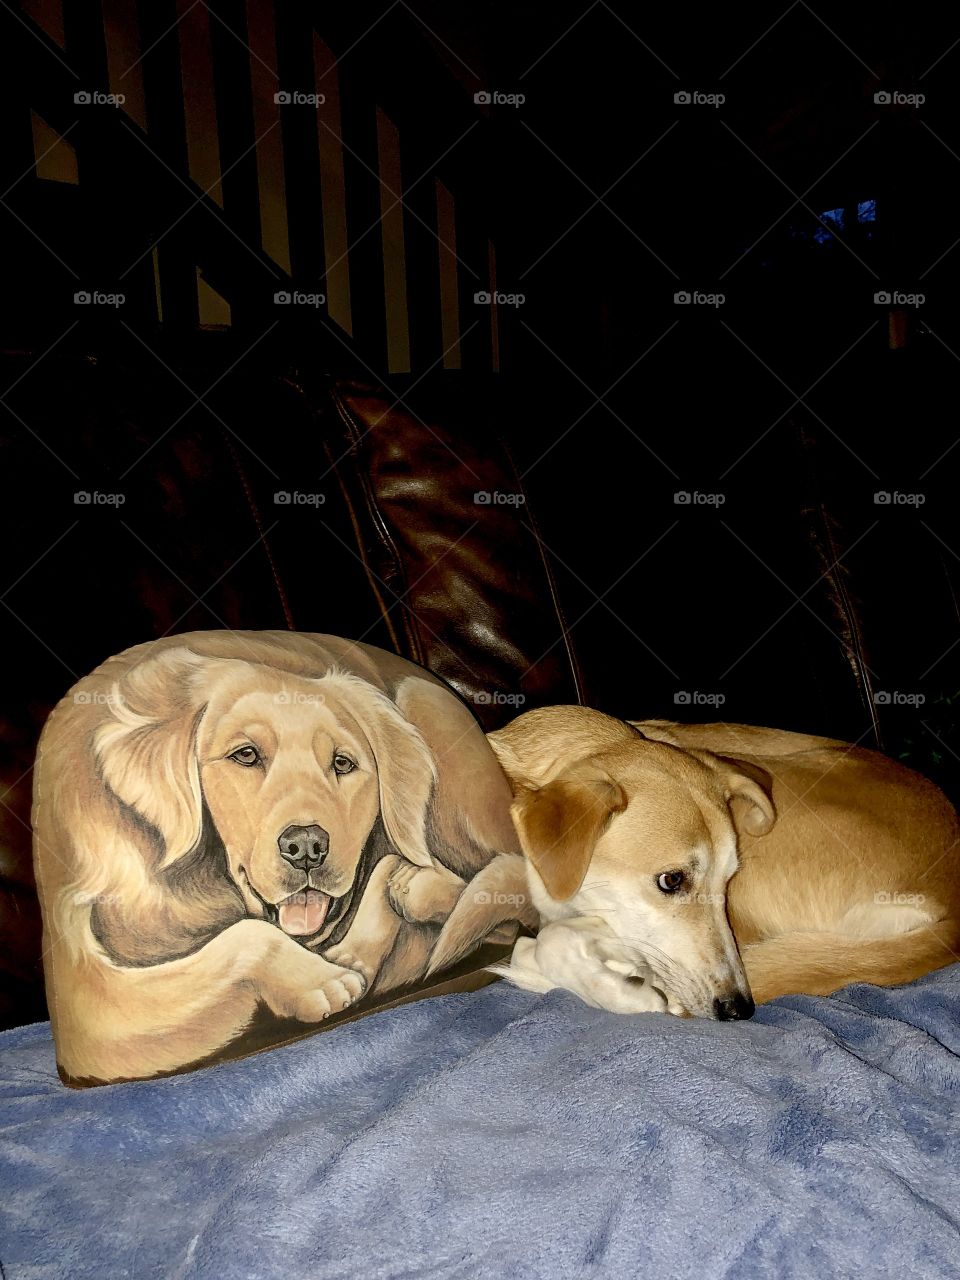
<box><xmin>273</xmin><ymin>889</ymin><xmax>333</xmax><ymax>937</ymax></box>
<box><xmin>271</xmin><ymin>826</ymin><xmax>336</xmax><ymax>936</ymax></box>
<box><xmin>240</xmin><ymin>861</ymin><xmax>347</xmax><ymax>940</ymax></box>
<box><xmin>278</xmin><ymin>824</ymin><xmax>329</xmax><ymax>871</ymax></box>
<box><xmin>713</xmin><ymin>992</ymin><xmax>755</xmax><ymax>1021</ymax></box>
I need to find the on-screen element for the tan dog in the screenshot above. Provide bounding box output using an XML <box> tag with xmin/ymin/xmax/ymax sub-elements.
<box><xmin>35</xmin><ymin>632</ymin><xmax>519</xmax><ymax>1082</ymax></box>
<box><xmin>484</xmin><ymin>706</ymin><xmax>960</xmax><ymax>1019</ymax></box>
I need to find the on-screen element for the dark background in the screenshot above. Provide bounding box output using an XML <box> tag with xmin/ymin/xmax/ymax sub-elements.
<box><xmin>2</xmin><ymin>1</ymin><xmax>959</xmax><ymax>785</ymax></box>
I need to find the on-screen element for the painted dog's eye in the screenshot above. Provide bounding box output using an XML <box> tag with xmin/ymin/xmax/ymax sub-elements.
<box><xmin>656</xmin><ymin>870</ymin><xmax>686</xmax><ymax>894</ymax></box>
<box><xmin>229</xmin><ymin>745</ymin><xmax>261</xmax><ymax>768</ymax></box>
<box><xmin>333</xmin><ymin>753</ymin><xmax>356</xmax><ymax>776</ymax></box>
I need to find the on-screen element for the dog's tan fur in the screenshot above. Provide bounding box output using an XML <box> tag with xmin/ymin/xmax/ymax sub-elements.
<box><xmin>485</xmin><ymin>706</ymin><xmax>960</xmax><ymax>1016</ymax></box>
<box><xmin>34</xmin><ymin>632</ymin><xmax>520</xmax><ymax>1082</ymax></box>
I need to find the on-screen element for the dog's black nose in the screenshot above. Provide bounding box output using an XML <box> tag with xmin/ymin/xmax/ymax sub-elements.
<box><xmin>277</xmin><ymin>824</ymin><xmax>329</xmax><ymax>870</ymax></box>
<box><xmin>713</xmin><ymin>992</ymin><xmax>756</xmax><ymax>1021</ymax></box>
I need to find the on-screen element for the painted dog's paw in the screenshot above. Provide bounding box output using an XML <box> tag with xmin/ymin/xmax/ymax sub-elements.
<box><xmin>387</xmin><ymin>861</ymin><xmax>463</xmax><ymax>924</ymax></box>
<box><xmin>290</xmin><ymin>965</ymin><xmax>367</xmax><ymax>1022</ymax></box>
<box><xmin>323</xmin><ymin>945</ymin><xmax>376</xmax><ymax>985</ymax></box>
<box><xmin>386</xmin><ymin>861</ymin><xmax>424</xmax><ymax>921</ymax></box>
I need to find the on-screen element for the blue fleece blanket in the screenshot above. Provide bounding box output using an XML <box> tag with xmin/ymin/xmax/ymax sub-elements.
<box><xmin>2</xmin><ymin>967</ymin><xmax>960</xmax><ymax>1280</ymax></box>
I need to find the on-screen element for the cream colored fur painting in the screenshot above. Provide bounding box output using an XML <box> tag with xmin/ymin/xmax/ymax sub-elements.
<box><xmin>33</xmin><ymin>632</ymin><xmax>526</xmax><ymax>1084</ymax></box>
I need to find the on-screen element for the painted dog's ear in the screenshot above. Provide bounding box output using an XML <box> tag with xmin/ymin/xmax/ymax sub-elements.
<box><xmin>394</xmin><ymin>676</ymin><xmax>522</xmax><ymax>859</ymax></box>
<box><xmin>94</xmin><ymin>647</ymin><xmax>212</xmax><ymax>870</ymax></box>
<box><xmin>326</xmin><ymin>673</ymin><xmax>438</xmax><ymax>867</ymax></box>
<box><xmin>511</xmin><ymin>770</ymin><xmax>627</xmax><ymax>901</ymax></box>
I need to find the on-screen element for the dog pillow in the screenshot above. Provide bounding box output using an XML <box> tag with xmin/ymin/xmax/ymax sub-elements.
<box><xmin>32</xmin><ymin>631</ymin><xmax>528</xmax><ymax>1085</ymax></box>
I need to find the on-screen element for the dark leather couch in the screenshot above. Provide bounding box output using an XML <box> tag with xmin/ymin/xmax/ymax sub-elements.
<box><xmin>1</xmin><ymin>334</ymin><xmax>956</xmax><ymax>1029</ymax></box>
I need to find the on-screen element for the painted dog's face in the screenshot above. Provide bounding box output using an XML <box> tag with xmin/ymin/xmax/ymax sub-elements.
<box><xmin>198</xmin><ymin>671</ymin><xmax>385</xmax><ymax>940</ymax></box>
<box><xmin>96</xmin><ymin>650</ymin><xmax>438</xmax><ymax>947</ymax></box>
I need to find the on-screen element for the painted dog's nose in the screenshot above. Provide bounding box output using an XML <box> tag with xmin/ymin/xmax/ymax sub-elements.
<box><xmin>713</xmin><ymin>992</ymin><xmax>755</xmax><ymax>1021</ymax></box>
<box><xmin>277</xmin><ymin>824</ymin><xmax>329</xmax><ymax>870</ymax></box>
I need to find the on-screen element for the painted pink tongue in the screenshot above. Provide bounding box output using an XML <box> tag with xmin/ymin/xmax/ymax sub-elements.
<box><xmin>277</xmin><ymin>890</ymin><xmax>332</xmax><ymax>936</ymax></box>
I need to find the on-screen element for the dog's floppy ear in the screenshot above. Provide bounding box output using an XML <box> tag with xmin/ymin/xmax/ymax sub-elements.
<box><xmin>332</xmin><ymin>674</ymin><xmax>438</xmax><ymax>867</ymax></box>
<box><xmin>714</xmin><ymin>755</ymin><xmax>776</xmax><ymax>837</ymax></box>
<box><xmin>511</xmin><ymin>770</ymin><xmax>627</xmax><ymax>901</ymax></box>
<box><xmin>94</xmin><ymin>647</ymin><xmax>211</xmax><ymax>870</ymax></box>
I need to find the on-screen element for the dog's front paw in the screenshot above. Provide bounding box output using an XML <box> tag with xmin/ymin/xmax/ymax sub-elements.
<box><xmin>289</xmin><ymin>965</ymin><xmax>367</xmax><ymax>1023</ymax></box>
<box><xmin>387</xmin><ymin>861</ymin><xmax>463</xmax><ymax>924</ymax></box>
<box><xmin>323</xmin><ymin>944</ymin><xmax>376</xmax><ymax>985</ymax></box>
<box><xmin>386</xmin><ymin>861</ymin><xmax>426</xmax><ymax>921</ymax></box>
<box><xmin>662</xmin><ymin>993</ymin><xmax>690</xmax><ymax>1018</ymax></box>
<box><xmin>614</xmin><ymin>974</ymin><xmax>669</xmax><ymax>1014</ymax></box>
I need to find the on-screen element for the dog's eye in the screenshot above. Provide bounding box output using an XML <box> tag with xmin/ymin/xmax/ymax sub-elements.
<box><xmin>229</xmin><ymin>746</ymin><xmax>261</xmax><ymax>768</ymax></box>
<box><xmin>656</xmin><ymin>870</ymin><xmax>686</xmax><ymax>894</ymax></box>
<box><xmin>333</xmin><ymin>753</ymin><xmax>356</xmax><ymax>776</ymax></box>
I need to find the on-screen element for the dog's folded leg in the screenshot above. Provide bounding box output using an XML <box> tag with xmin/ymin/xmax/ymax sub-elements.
<box><xmin>589</xmin><ymin>937</ymin><xmax>687</xmax><ymax>1016</ymax></box>
<box><xmin>326</xmin><ymin>859</ymin><xmax>474</xmax><ymax>995</ymax></box>
<box><xmin>53</xmin><ymin>919</ymin><xmax>368</xmax><ymax>1082</ymax></box>
<box><xmin>323</xmin><ymin>854</ymin><xmax>407</xmax><ymax>986</ymax></box>
<box><xmin>428</xmin><ymin>853</ymin><xmax>536</xmax><ymax>974</ymax></box>
<box><xmin>487</xmin><ymin>937</ymin><xmax>558</xmax><ymax>994</ymax></box>
<box><xmin>489</xmin><ymin>919</ymin><xmax>669</xmax><ymax>1015</ymax></box>
<box><xmin>742</xmin><ymin>925</ymin><xmax>960</xmax><ymax>1003</ymax></box>
<box><xmin>387</xmin><ymin>860</ymin><xmax>465</xmax><ymax>924</ymax></box>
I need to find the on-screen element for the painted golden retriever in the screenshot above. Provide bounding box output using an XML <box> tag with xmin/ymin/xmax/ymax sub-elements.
<box><xmin>33</xmin><ymin>632</ymin><xmax>523</xmax><ymax>1084</ymax></box>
